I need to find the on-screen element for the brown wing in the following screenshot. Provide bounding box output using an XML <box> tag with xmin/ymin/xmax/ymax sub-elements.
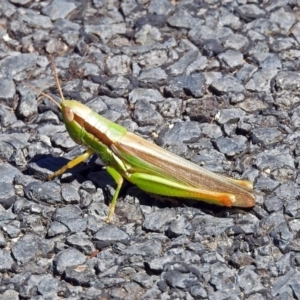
<box><xmin>112</xmin><ymin>132</ymin><xmax>255</xmax><ymax>207</ymax></box>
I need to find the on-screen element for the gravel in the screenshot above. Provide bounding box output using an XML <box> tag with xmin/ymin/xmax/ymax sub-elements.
<box><xmin>0</xmin><ymin>1</ymin><xmax>299</xmax><ymax>299</ymax></box>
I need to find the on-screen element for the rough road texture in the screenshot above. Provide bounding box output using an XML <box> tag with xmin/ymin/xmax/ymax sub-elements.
<box><xmin>0</xmin><ymin>1</ymin><xmax>300</xmax><ymax>299</ymax></box>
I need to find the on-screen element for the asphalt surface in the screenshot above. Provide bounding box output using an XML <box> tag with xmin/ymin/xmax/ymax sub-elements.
<box><xmin>0</xmin><ymin>0</ymin><xmax>300</xmax><ymax>299</ymax></box>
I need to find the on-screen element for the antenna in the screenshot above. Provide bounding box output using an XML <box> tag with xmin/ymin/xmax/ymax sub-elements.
<box><xmin>24</xmin><ymin>55</ymin><xmax>64</xmax><ymax>109</ymax></box>
<box><xmin>49</xmin><ymin>55</ymin><xmax>65</xmax><ymax>102</ymax></box>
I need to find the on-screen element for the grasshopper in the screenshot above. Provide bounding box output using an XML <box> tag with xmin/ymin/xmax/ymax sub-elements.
<box><xmin>28</xmin><ymin>58</ymin><xmax>255</xmax><ymax>222</ymax></box>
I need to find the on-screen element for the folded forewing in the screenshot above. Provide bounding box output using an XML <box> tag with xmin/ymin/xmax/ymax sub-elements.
<box><xmin>111</xmin><ymin>133</ymin><xmax>255</xmax><ymax>207</ymax></box>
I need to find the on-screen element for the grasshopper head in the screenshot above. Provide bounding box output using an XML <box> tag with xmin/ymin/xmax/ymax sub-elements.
<box><xmin>61</xmin><ymin>100</ymin><xmax>92</xmax><ymax>144</ymax></box>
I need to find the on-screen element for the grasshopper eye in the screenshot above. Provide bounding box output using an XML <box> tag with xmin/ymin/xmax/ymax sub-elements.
<box><xmin>64</xmin><ymin>106</ymin><xmax>74</xmax><ymax>122</ymax></box>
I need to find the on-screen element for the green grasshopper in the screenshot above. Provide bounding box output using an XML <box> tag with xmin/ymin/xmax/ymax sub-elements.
<box><xmin>28</xmin><ymin>58</ymin><xmax>255</xmax><ymax>222</ymax></box>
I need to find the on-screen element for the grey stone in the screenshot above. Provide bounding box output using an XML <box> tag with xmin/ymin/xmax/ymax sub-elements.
<box><xmin>192</xmin><ymin>215</ymin><xmax>234</xmax><ymax>236</ymax></box>
<box><xmin>209</xmin><ymin>262</ymin><xmax>238</xmax><ymax>293</ymax></box>
<box><xmin>79</xmin><ymin>62</ymin><xmax>100</xmax><ymax>77</ymax></box>
<box><xmin>0</xmin><ymin>290</ymin><xmax>19</xmax><ymax>300</ymax></box>
<box><xmin>139</xmin><ymin>67</ymin><xmax>167</xmax><ymax>83</ymax></box>
<box><xmin>189</xmin><ymin>25</ymin><xmax>233</xmax><ymax>44</ymax></box>
<box><xmin>60</xmin><ymin>217</ymin><xmax>87</xmax><ymax>233</ymax></box>
<box><xmin>37</xmin><ymin>124</ymin><xmax>66</xmax><ymax>136</ymax></box>
<box><xmin>0</xmin><ymin>182</ymin><xmax>14</xmax><ymax>203</ymax></box>
<box><xmin>204</xmin><ymin>71</ymin><xmax>222</xmax><ymax>86</ymax></box>
<box><xmin>210</xmin><ymin>75</ymin><xmax>244</xmax><ymax>94</ymax></box>
<box><xmin>251</xmin><ymin>127</ymin><xmax>282</xmax><ymax>145</ymax></box>
<box><xmin>25</xmin><ymin>182</ymin><xmax>62</xmax><ymax>205</ymax></box>
<box><xmin>99</xmin><ymin>96</ymin><xmax>129</xmax><ymax>119</ymax></box>
<box><xmin>132</xmin><ymin>99</ymin><xmax>163</xmax><ymax>126</ymax></box>
<box><xmin>37</xmin><ymin>275</ymin><xmax>59</xmax><ymax>298</ymax></box>
<box><xmin>52</xmin><ymin>247</ymin><xmax>86</xmax><ymax>275</ymax></box>
<box><xmin>35</xmin><ymin>110</ymin><xmax>59</xmax><ymax>125</ymax></box>
<box><xmin>52</xmin><ymin>205</ymin><xmax>82</xmax><ymax>221</ymax></box>
<box><xmin>2</xmin><ymin>220</ymin><xmax>21</xmax><ymax>238</ymax></box>
<box><xmin>285</xmin><ymin>239</ymin><xmax>300</xmax><ymax>252</ymax></box>
<box><xmin>146</xmin><ymin>255</ymin><xmax>174</xmax><ymax>272</ymax></box>
<box><xmin>270</xmin><ymin>7</ymin><xmax>295</xmax><ymax>34</ymax></box>
<box><xmin>51</xmin><ymin>131</ymin><xmax>77</xmax><ymax>149</ymax></box>
<box><xmin>18</xmin><ymin>273</ymin><xmax>48</xmax><ymax>298</ymax></box>
<box><xmin>135</xmin><ymin>24</ymin><xmax>162</xmax><ymax>45</ymax></box>
<box><xmin>120</xmin><ymin>0</ymin><xmax>138</xmax><ymax>16</ymax></box>
<box><xmin>213</xmin><ymin>136</ymin><xmax>248</xmax><ymax>157</ymax></box>
<box><xmin>218</xmin><ymin>49</ymin><xmax>244</xmax><ymax>69</ymax></box>
<box><xmin>157</xmin><ymin>121</ymin><xmax>201</xmax><ymax>147</ymax></box>
<box><xmin>238</xmin><ymin>266</ymin><xmax>266</xmax><ymax>295</ymax></box>
<box><xmin>18</xmin><ymin>8</ymin><xmax>52</xmax><ymax>29</ymax></box>
<box><xmin>260</xmin><ymin>212</ymin><xmax>286</xmax><ymax>235</ymax></box>
<box><xmin>190</xmin><ymin>285</ymin><xmax>208</xmax><ymax>298</ymax></box>
<box><xmin>259</xmin><ymin>53</ymin><xmax>282</xmax><ymax>69</ymax></box>
<box><xmin>131</xmin><ymin>272</ymin><xmax>154</xmax><ymax>289</ymax></box>
<box><xmin>291</xmin><ymin>280</ymin><xmax>300</xmax><ymax>300</ymax></box>
<box><xmin>256</xmin><ymin>176</ymin><xmax>280</xmax><ymax>193</ymax></box>
<box><xmin>148</xmin><ymin>0</ymin><xmax>174</xmax><ymax>15</ymax></box>
<box><xmin>47</xmin><ymin>221</ymin><xmax>69</xmax><ymax>237</ymax></box>
<box><xmin>254</xmin><ymin>148</ymin><xmax>294</xmax><ymax>171</ymax></box>
<box><xmin>167</xmin><ymin>9</ymin><xmax>199</xmax><ymax>29</ymax></box>
<box><xmin>85</xmin><ymin>23</ymin><xmax>127</xmax><ymax>44</ymax></box>
<box><xmin>42</xmin><ymin>0</ymin><xmax>80</xmax><ymax>21</ymax></box>
<box><xmin>106</xmin><ymin>54</ymin><xmax>131</xmax><ymax>75</ymax></box>
<box><xmin>128</xmin><ymin>88</ymin><xmax>164</xmax><ymax>105</ymax></box>
<box><xmin>0</xmin><ymin>249</ymin><xmax>14</xmax><ymax>271</ymax></box>
<box><xmin>102</xmin><ymin>76</ymin><xmax>130</xmax><ymax>98</ymax></box>
<box><xmin>64</xmin><ymin>265</ymin><xmax>100</xmax><ymax>287</ymax></box>
<box><xmin>273</xmin><ymin>71</ymin><xmax>300</xmax><ymax>92</ymax></box>
<box><xmin>0</xmin><ymin>163</ymin><xmax>22</xmax><ymax>184</ymax></box>
<box><xmin>66</xmin><ymin>233</ymin><xmax>95</xmax><ymax>255</ymax></box>
<box><xmin>0</xmin><ymin>230</ymin><xmax>6</xmax><ymax>247</ymax></box>
<box><xmin>237</xmin><ymin>214</ymin><xmax>259</xmax><ymax>235</ymax></box>
<box><xmin>223</xmin><ymin>33</ymin><xmax>249</xmax><ymax>50</ymax></box>
<box><xmin>192</xmin><ymin>148</ymin><xmax>227</xmax><ymax>173</ymax></box>
<box><xmin>272</xmin><ymin>270</ymin><xmax>298</xmax><ymax>297</ymax></box>
<box><xmin>164</xmin><ymin>270</ymin><xmax>198</xmax><ymax>289</ymax></box>
<box><xmin>200</xmin><ymin>124</ymin><xmax>222</xmax><ymax>139</ymax></box>
<box><xmin>86</xmin><ymin>97</ymin><xmax>108</xmax><ymax>114</ymax></box>
<box><xmin>236</xmin><ymin>63</ymin><xmax>258</xmax><ymax>83</ymax></box>
<box><xmin>0</xmin><ymin>104</ymin><xmax>17</xmax><ymax>127</ymax></box>
<box><xmin>158</xmin><ymin>98</ymin><xmax>182</xmax><ymax>118</ymax></box>
<box><xmin>245</xmin><ymin>68</ymin><xmax>278</xmax><ymax>92</ymax></box>
<box><xmin>11</xmin><ymin>233</ymin><xmax>40</xmax><ymax>264</ymax></box>
<box><xmin>0</xmin><ymin>133</ymin><xmax>30</xmax><ymax>154</ymax></box>
<box><xmin>291</xmin><ymin>22</ymin><xmax>300</xmax><ymax>44</ymax></box>
<box><xmin>94</xmin><ymin>225</ymin><xmax>129</xmax><ymax>243</ymax></box>
<box><xmin>271</xmin><ymin>221</ymin><xmax>293</xmax><ymax>250</ymax></box>
<box><xmin>27</xmin><ymin>156</ymin><xmax>71</xmax><ymax>179</ymax></box>
<box><xmin>276</xmin><ymin>252</ymin><xmax>294</xmax><ymax>276</ymax></box>
<box><xmin>230</xmin><ymin>251</ymin><xmax>255</xmax><ymax>268</ymax></box>
<box><xmin>165</xmin><ymin>73</ymin><xmax>206</xmax><ymax>98</ymax></box>
<box><xmin>285</xmin><ymin>198</ymin><xmax>300</xmax><ymax>218</ymax></box>
<box><xmin>143</xmin><ymin>208</ymin><xmax>177</xmax><ymax>233</ymax></box>
<box><xmin>246</xmin><ymin>18</ymin><xmax>279</xmax><ymax>37</ymax></box>
<box><xmin>271</xmin><ymin>37</ymin><xmax>297</xmax><ymax>52</ymax></box>
<box><xmin>137</xmin><ymin>49</ymin><xmax>168</xmax><ymax>67</ymax></box>
<box><xmin>0</xmin><ymin>78</ymin><xmax>16</xmax><ymax>103</ymax></box>
<box><xmin>167</xmin><ymin>216</ymin><xmax>192</xmax><ymax>238</ymax></box>
<box><xmin>124</xmin><ymin>240</ymin><xmax>162</xmax><ymax>257</ymax></box>
<box><xmin>61</xmin><ymin>184</ymin><xmax>80</xmax><ymax>204</ymax></box>
<box><xmin>236</xmin><ymin>4</ymin><xmax>266</xmax><ymax>20</ymax></box>
<box><xmin>216</xmin><ymin>108</ymin><xmax>246</xmax><ymax>125</ymax></box>
<box><xmin>0</xmin><ymin>205</ymin><xmax>16</xmax><ymax>224</ymax></box>
<box><xmin>167</xmin><ymin>50</ymin><xmax>207</xmax><ymax>75</ymax></box>
<box><xmin>45</xmin><ymin>38</ymin><xmax>68</xmax><ymax>54</ymax></box>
